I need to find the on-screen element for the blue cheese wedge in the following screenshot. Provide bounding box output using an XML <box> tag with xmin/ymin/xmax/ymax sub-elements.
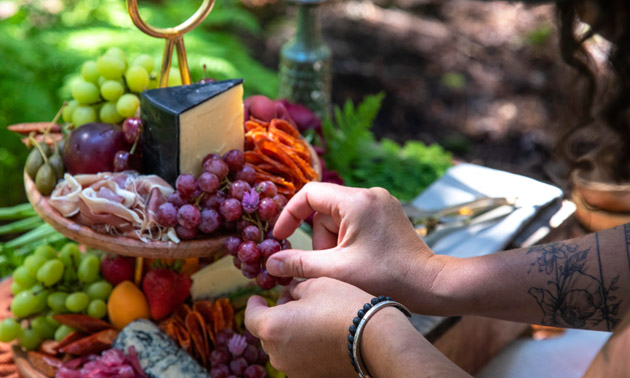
<box><xmin>140</xmin><ymin>79</ymin><xmax>244</xmax><ymax>185</ymax></box>
<box><xmin>113</xmin><ymin>319</ymin><xmax>210</xmax><ymax>378</ymax></box>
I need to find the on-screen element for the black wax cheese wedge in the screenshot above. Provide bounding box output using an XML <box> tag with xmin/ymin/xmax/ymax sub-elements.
<box><xmin>140</xmin><ymin>79</ymin><xmax>244</xmax><ymax>185</ymax></box>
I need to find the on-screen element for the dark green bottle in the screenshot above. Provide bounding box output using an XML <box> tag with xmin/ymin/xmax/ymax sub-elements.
<box><xmin>279</xmin><ymin>0</ymin><xmax>331</xmax><ymax>119</ymax></box>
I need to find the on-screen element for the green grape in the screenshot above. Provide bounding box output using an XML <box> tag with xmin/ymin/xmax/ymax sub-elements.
<box><xmin>31</xmin><ymin>316</ymin><xmax>55</xmax><ymax>340</ymax></box>
<box><xmin>100</xmin><ymin>102</ymin><xmax>124</xmax><ymax>124</ymax></box>
<box><xmin>45</xmin><ymin>313</ymin><xmax>60</xmax><ymax>328</ymax></box>
<box><xmin>62</xmin><ymin>266</ymin><xmax>78</xmax><ymax>285</ymax></box>
<box><xmin>133</xmin><ymin>54</ymin><xmax>155</xmax><ymax>74</ymax></box>
<box><xmin>11</xmin><ymin>291</ymin><xmax>38</xmax><ymax>318</ymax></box>
<box><xmin>85</xmin><ymin>280</ymin><xmax>112</xmax><ymax>300</ymax></box>
<box><xmin>168</xmin><ymin>67</ymin><xmax>182</xmax><ymax>87</ymax></box>
<box><xmin>100</xmin><ymin>80</ymin><xmax>125</xmax><ymax>102</ymax></box>
<box><xmin>31</xmin><ymin>287</ymin><xmax>49</xmax><ymax>314</ymax></box>
<box><xmin>65</xmin><ymin>292</ymin><xmax>89</xmax><ymax>312</ymax></box>
<box><xmin>116</xmin><ymin>94</ymin><xmax>140</xmax><ymax>118</ymax></box>
<box><xmin>10</xmin><ymin>281</ymin><xmax>23</xmax><ymax>295</ymax></box>
<box><xmin>0</xmin><ymin>318</ymin><xmax>21</xmax><ymax>342</ymax></box>
<box><xmin>105</xmin><ymin>47</ymin><xmax>127</xmax><ymax>64</ymax></box>
<box><xmin>19</xmin><ymin>328</ymin><xmax>41</xmax><ymax>350</ymax></box>
<box><xmin>78</xmin><ymin>254</ymin><xmax>100</xmax><ymax>283</ymax></box>
<box><xmin>13</xmin><ymin>266</ymin><xmax>36</xmax><ymax>289</ymax></box>
<box><xmin>125</xmin><ymin>65</ymin><xmax>149</xmax><ymax>93</ymax></box>
<box><xmin>62</xmin><ymin>100</ymin><xmax>79</xmax><ymax>123</ymax></box>
<box><xmin>47</xmin><ymin>292</ymin><xmax>68</xmax><ymax>313</ymax></box>
<box><xmin>59</xmin><ymin>243</ymin><xmax>81</xmax><ymax>268</ymax></box>
<box><xmin>54</xmin><ymin>325</ymin><xmax>74</xmax><ymax>342</ymax></box>
<box><xmin>147</xmin><ymin>76</ymin><xmax>159</xmax><ymax>90</ymax></box>
<box><xmin>87</xmin><ymin>299</ymin><xmax>107</xmax><ymax>318</ymax></box>
<box><xmin>72</xmin><ymin>81</ymin><xmax>101</xmax><ymax>105</ymax></box>
<box><xmin>81</xmin><ymin>60</ymin><xmax>100</xmax><ymax>83</ymax></box>
<box><xmin>72</xmin><ymin>105</ymin><xmax>97</xmax><ymax>126</ymax></box>
<box><xmin>34</xmin><ymin>245</ymin><xmax>57</xmax><ymax>260</ymax></box>
<box><xmin>24</xmin><ymin>255</ymin><xmax>47</xmax><ymax>277</ymax></box>
<box><xmin>97</xmin><ymin>55</ymin><xmax>126</xmax><ymax>80</ymax></box>
<box><xmin>37</xmin><ymin>259</ymin><xmax>64</xmax><ymax>287</ymax></box>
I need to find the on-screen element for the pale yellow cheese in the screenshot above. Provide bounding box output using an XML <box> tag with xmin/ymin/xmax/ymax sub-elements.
<box><xmin>179</xmin><ymin>84</ymin><xmax>244</xmax><ymax>177</ymax></box>
<box><xmin>190</xmin><ymin>255</ymin><xmax>252</xmax><ymax>301</ymax></box>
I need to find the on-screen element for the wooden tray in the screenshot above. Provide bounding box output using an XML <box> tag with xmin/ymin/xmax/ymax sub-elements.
<box><xmin>25</xmin><ymin>171</ymin><xmax>228</xmax><ymax>259</ymax></box>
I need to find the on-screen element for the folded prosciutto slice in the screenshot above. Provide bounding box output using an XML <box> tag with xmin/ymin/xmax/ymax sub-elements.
<box><xmin>49</xmin><ymin>171</ymin><xmax>175</xmax><ymax>242</ymax></box>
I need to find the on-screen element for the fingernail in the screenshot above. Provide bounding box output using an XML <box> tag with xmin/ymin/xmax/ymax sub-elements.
<box><xmin>266</xmin><ymin>258</ymin><xmax>284</xmax><ymax>275</ymax></box>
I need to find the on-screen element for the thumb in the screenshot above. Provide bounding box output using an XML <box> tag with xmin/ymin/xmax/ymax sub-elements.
<box><xmin>244</xmin><ymin>295</ymin><xmax>269</xmax><ymax>338</ymax></box>
<box><xmin>266</xmin><ymin>248</ymin><xmax>340</xmax><ymax>278</ymax></box>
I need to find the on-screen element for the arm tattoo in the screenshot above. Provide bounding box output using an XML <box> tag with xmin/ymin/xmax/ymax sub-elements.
<box><xmin>526</xmin><ymin>237</ymin><xmax>621</xmax><ymax>331</ymax></box>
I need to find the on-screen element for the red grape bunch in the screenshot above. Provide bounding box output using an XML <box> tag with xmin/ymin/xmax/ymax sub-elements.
<box><xmin>209</xmin><ymin>329</ymin><xmax>268</xmax><ymax>378</ymax></box>
<box><xmin>113</xmin><ymin>116</ymin><xmax>142</xmax><ymax>172</ymax></box>
<box><xmin>155</xmin><ymin>149</ymin><xmax>292</xmax><ymax>289</ymax></box>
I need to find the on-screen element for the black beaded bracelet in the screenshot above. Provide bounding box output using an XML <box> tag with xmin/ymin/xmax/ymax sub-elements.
<box><xmin>347</xmin><ymin>296</ymin><xmax>412</xmax><ymax>378</ymax></box>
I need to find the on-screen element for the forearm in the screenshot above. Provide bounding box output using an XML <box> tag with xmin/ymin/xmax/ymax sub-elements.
<box><xmin>362</xmin><ymin>308</ymin><xmax>471</xmax><ymax>378</ymax></box>
<box><xmin>424</xmin><ymin>224</ymin><xmax>630</xmax><ymax>331</ymax></box>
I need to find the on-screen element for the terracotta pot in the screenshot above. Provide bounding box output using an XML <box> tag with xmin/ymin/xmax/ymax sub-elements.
<box><xmin>571</xmin><ymin>168</ymin><xmax>630</xmax><ymax>231</ymax></box>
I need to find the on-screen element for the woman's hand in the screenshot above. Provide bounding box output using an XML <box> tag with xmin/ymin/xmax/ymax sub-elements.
<box><xmin>267</xmin><ymin>182</ymin><xmax>447</xmax><ymax>313</ymax></box>
<box><xmin>245</xmin><ymin>278</ymin><xmax>372</xmax><ymax>377</ymax></box>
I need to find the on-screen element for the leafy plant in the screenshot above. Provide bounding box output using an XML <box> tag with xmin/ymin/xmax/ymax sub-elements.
<box><xmin>322</xmin><ymin>94</ymin><xmax>452</xmax><ymax>201</ymax></box>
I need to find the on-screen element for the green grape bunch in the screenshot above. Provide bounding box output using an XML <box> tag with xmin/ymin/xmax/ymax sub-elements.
<box><xmin>1</xmin><ymin>243</ymin><xmax>113</xmax><ymax>351</ymax></box>
<box><xmin>62</xmin><ymin>47</ymin><xmax>157</xmax><ymax>127</ymax></box>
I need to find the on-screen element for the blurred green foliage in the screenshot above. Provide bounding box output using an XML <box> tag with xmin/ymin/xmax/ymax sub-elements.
<box><xmin>0</xmin><ymin>0</ymin><xmax>278</xmax><ymax>207</ymax></box>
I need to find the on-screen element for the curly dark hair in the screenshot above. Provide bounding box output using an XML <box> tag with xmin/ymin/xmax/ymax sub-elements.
<box><xmin>556</xmin><ymin>0</ymin><xmax>630</xmax><ymax>181</ymax></box>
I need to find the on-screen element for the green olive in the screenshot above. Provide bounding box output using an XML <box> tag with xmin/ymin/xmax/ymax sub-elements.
<box><xmin>35</xmin><ymin>164</ymin><xmax>57</xmax><ymax>196</ymax></box>
<box><xmin>25</xmin><ymin>148</ymin><xmax>44</xmax><ymax>179</ymax></box>
<box><xmin>57</xmin><ymin>138</ymin><xmax>66</xmax><ymax>156</ymax></box>
<box><xmin>40</xmin><ymin>143</ymin><xmax>51</xmax><ymax>157</ymax></box>
<box><xmin>48</xmin><ymin>153</ymin><xmax>65</xmax><ymax>180</ymax></box>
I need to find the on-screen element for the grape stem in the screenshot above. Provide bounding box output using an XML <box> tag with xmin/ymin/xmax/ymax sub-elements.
<box><xmin>129</xmin><ymin>121</ymin><xmax>143</xmax><ymax>155</ymax></box>
<box><xmin>29</xmin><ymin>133</ymin><xmax>49</xmax><ymax>165</ymax></box>
<box><xmin>242</xmin><ymin>213</ymin><xmax>265</xmax><ymax>243</ymax></box>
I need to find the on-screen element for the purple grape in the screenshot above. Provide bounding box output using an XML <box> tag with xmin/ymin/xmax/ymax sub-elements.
<box><xmin>220</xmin><ymin>198</ymin><xmax>243</xmax><ymax>221</ymax></box>
<box><xmin>113</xmin><ymin>150</ymin><xmax>130</xmax><ymax>172</ymax></box>
<box><xmin>198</xmin><ymin>172</ymin><xmax>220</xmax><ymax>193</ymax></box>
<box><xmin>203</xmin><ymin>192</ymin><xmax>226</xmax><ymax>210</ymax></box>
<box><xmin>202</xmin><ymin>153</ymin><xmax>221</xmax><ymax>165</ymax></box>
<box><xmin>272</xmin><ymin>194</ymin><xmax>288</xmax><ymax>209</ymax></box>
<box><xmin>225</xmin><ymin>236</ymin><xmax>242</xmax><ymax>256</ymax></box>
<box><xmin>256</xmin><ymin>347</ymin><xmax>269</xmax><ymax>365</ymax></box>
<box><xmin>241</xmin><ymin>262</ymin><xmax>260</xmax><ymax>279</ymax></box>
<box><xmin>233</xmin><ymin>256</ymin><xmax>242</xmax><ymax>269</ymax></box>
<box><xmin>210</xmin><ymin>347</ymin><xmax>230</xmax><ymax>367</ymax></box>
<box><xmin>178</xmin><ymin>204</ymin><xmax>201</xmax><ymax>229</ymax></box>
<box><xmin>259</xmin><ymin>239</ymin><xmax>281</xmax><ymax>259</ymax></box>
<box><xmin>176</xmin><ymin>174</ymin><xmax>197</xmax><ymax>198</ymax></box>
<box><xmin>242</xmin><ymin>344</ymin><xmax>259</xmax><ymax>364</ymax></box>
<box><xmin>168</xmin><ymin>191</ymin><xmax>188</xmax><ymax>207</ymax></box>
<box><xmin>199</xmin><ymin>208</ymin><xmax>222</xmax><ymax>234</ymax></box>
<box><xmin>215</xmin><ymin>329</ymin><xmax>235</xmax><ymax>347</ymax></box>
<box><xmin>264</xmin><ymin>230</ymin><xmax>275</xmax><ymax>240</ymax></box>
<box><xmin>176</xmin><ymin>225</ymin><xmax>198</xmax><ymax>240</ymax></box>
<box><xmin>229</xmin><ymin>180</ymin><xmax>251</xmax><ymax>201</ymax></box>
<box><xmin>281</xmin><ymin>239</ymin><xmax>292</xmax><ymax>250</ymax></box>
<box><xmin>223</xmin><ymin>149</ymin><xmax>245</xmax><ymax>171</ymax></box>
<box><xmin>229</xmin><ymin>357</ymin><xmax>247</xmax><ymax>375</ymax></box>
<box><xmin>122</xmin><ymin>117</ymin><xmax>142</xmax><ymax>144</ymax></box>
<box><xmin>192</xmin><ymin>188</ymin><xmax>202</xmax><ymax>200</ymax></box>
<box><xmin>223</xmin><ymin>220</ymin><xmax>236</xmax><ymax>231</ymax></box>
<box><xmin>235</xmin><ymin>164</ymin><xmax>256</xmax><ymax>184</ymax></box>
<box><xmin>256</xmin><ymin>270</ymin><xmax>277</xmax><ymax>290</ymax></box>
<box><xmin>238</xmin><ymin>241</ymin><xmax>260</xmax><ymax>263</ymax></box>
<box><xmin>258</xmin><ymin>197</ymin><xmax>279</xmax><ymax>221</ymax></box>
<box><xmin>243</xmin><ymin>330</ymin><xmax>259</xmax><ymax>345</ymax></box>
<box><xmin>236</xmin><ymin>220</ymin><xmax>255</xmax><ymax>234</ymax></box>
<box><xmin>255</xmin><ymin>181</ymin><xmax>277</xmax><ymax>198</ymax></box>
<box><xmin>277</xmin><ymin>276</ymin><xmax>293</xmax><ymax>286</ymax></box>
<box><xmin>210</xmin><ymin>364</ymin><xmax>230</xmax><ymax>378</ymax></box>
<box><xmin>156</xmin><ymin>202</ymin><xmax>178</xmax><ymax>227</ymax></box>
<box><xmin>242</xmin><ymin>225</ymin><xmax>261</xmax><ymax>242</ymax></box>
<box><xmin>203</xmin><ymin>158</ymin><xmax>229</xmax><ymax>180</ymax></box>
<box><xmin>244</xmin><ymin>365</ymin><xmax>266</xmax><ymax>378</ymax></box>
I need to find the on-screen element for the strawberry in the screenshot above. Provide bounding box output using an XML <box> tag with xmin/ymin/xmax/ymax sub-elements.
<box><xmin>142</xmin><ymin>268</ymin><xmax>192</xmax><ymax>321</ymax></box>
<box><xmin>100</xmin><ymin>254</ymin><xmax>136</xmax><ymax>286</ymax></box>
